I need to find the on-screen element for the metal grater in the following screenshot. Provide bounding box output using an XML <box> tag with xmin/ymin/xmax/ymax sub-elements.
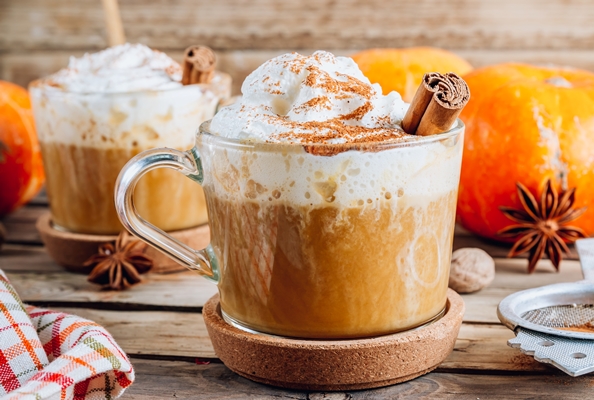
<box><xmin>521</xmin><ymin>304</ymin><xmax>594</xmax><ymax>330</ymax></box>
<box><xmin>497</xmin><ymin>238</ymin><xmax>594</xmax><ymax>376</ymax></box>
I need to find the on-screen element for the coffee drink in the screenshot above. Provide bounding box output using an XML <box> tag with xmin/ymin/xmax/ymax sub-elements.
<box><xmin>30</xmin><ymin>44</ymin><xmax>231</xmax><ymax>234</ymax></box>
<box><xmin>202</xmin><ymin>51</ymin><xmax>463</xmax><ymax>338</ymax></box>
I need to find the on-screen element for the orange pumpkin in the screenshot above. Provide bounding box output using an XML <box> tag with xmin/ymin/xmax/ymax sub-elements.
<box><xmin>351</xmin><ymin>47</ymin><xmax>473</xmax><ymax>101</ymax></box>
<box><xmin>458</xmin><ymin>63</ymin><xmax>594</xmax><ymax>241</ymax></box>
<box><xmin>0</xmin><ymin>81</ymin><xmax>45</xmax><ymax>216</ymax></box>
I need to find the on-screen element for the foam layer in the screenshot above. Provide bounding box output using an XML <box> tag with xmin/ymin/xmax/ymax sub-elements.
<box><xmin>199</xmin><ymin>128</ymin><xmax>463</xmax><ymax>209</ymax></box>
<box><xmin>29</xmin><ymin>44</ymin><xmax>231</xmax><ymax>150</ymax></box>
<box><xmin>30</xmin><ymin>83</ymin><xmax>226</xmax><ymax>150</ymax></box>
<box><xmin>209</xmin><ymin>51</ymin><xmax>409</xmax><ymax>144</ymax></box>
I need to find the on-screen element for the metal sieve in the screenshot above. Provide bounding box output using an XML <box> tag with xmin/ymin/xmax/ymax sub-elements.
<box><xmin>497</xmin><ymin>238</ymin><xmax>594</xmax><ymax>376</ymax></box>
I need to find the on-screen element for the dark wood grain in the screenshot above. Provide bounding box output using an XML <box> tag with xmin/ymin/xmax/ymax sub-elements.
<box><xmin>52</xmin><ymin>307</ymin><xmax>217</xmax><ymax>359</ymax></box>
<box><xmin>1</xmin><ymin>197</ymin><xmax>589</xmax><ymax>397</ymax></box>
<box><xmin>3</xmin><ymin>0</ymin><xmax>594</xmax><ymax>93</ymax></box>
<box><xmin>122</xmin><ymin>359</ymin><xmax>594</xmax><ymax>400</ymax></box>
<box><xmin>3</xmin><ymin>0</ymin><xmax>594</xmax><ymax>52</ymax></box>
<box><xmin>2</xmin><ymin>0</ymin><xmax>592</xmax><ymax>392</ymax></box>
<box><xmin>1</xmin><ymin>206</ymin><xmax>45</xmax><ymax>245</ymax></box>
<box><xmin>0</xmin><ymin>244</ymin><xmax>62</xmax><ymax>272</ymax></box>
<box><xmin>4</xmin><ymin>268</ymin><xmax>216</xmax><ymax>310</ymax></box>
<box><xmin>35</xmin><ymin>306</ymin><xmax>544</xmax><ymax>372</ymax></box>
<box><xmin>453</xmin><ymin>226</ymin><xmax>579</xmax><ymax>260</ymax></box>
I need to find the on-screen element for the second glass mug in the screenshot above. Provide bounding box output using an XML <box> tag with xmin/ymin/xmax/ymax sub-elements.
<box><xmin>115</xmin><ymin>120</ymin><xmax>464</xmax><ymax>339</ymax></box>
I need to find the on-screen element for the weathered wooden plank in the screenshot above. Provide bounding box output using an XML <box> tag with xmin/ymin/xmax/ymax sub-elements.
<box><xmin>448</xmin><ymin>323</ymin><xmax>544</xmax><ymax>372</ymax></box>
<box><xmin>2</xmin><ymin>247</ymin><xmax>583</xmax><ymax>321</ymax></box>
<box><xmin>453</xmin><ymin>235</ymin><xmax>512</xmax><ymax>259</ymax></box>
<box><xmin>463</xmin><ymin>287</ymin><xmax>520</xmax><ymax>324</ymax></box>
<box><xmin>2</xmin><ymin>206</ymin><xmax>46</xmax><ymax>225</ymax></box>
<box><xmin>485</xmin><ymin>257</ymin><xmax>582</xmax><ymax>289</ymax></box>
<box><xmin>5</xmin><ymin>269</ymin><xmax>217</xmax><ymax>310</ymax></box>
<box><xmin>3</xmin><ymin>0</ymin><xmax>594</xmax><ymax>52</ymax></box>
<box><xmin>50</xmin><ymin>307</ymin><xmax>542</xmax><ymax>373</ymax></box>
<box><xmin>57</xmin><ymin>307</ymin><xmax>216</xmax><ymax>359</ymax></box>
<box><xmin>3</xmin><ymin>49</ymin><xmax>594</xmax><ymax>96</ymax></box>
<box><xmin>453</xmin><ymin>233</ymin><xmax>579</xmax><ymax>260</ymax></box>
<box><xmin>26</xmin><ymin>189</ymin><xmax>48</xmax><ymax>206</ymax></box>
<box><xmin>125</xmin><ymin>359</ymin><xmax>307</xmax><ymax>399</ymax></box>
<box><xmin>0</xmin><ymin>244</ymin><xmax>62</xmax><ymax>273</ymax></box>
<box><xmin>1</xmin><ymin>206</ymin><xmax>46</xmax><ymax>245</ymax></box>
<box><xmin>123</xmin><ymin>358</ymin><xmax>591</xmax><ymax>399</ymax></box>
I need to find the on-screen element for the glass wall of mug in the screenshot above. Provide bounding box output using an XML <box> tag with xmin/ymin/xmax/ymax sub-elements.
<box><xmin>29</xmin><ymin>73</ymin><xmax>231</xmax><ymax>234</ymax></box>
<box><xmin>116</xmin><ymin>120</ymin><xmax>464</xmax><ymax>339</ymax></box>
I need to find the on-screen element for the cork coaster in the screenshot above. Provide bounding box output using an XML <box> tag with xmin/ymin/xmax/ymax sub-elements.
<box><xmin>203</xmin><ymin>289</ymin><xmax>465</xmax><ymax>391</ymax></box>
<box><xmin>36</xmin><ymin>212</ymin><xmax>209</xmax><ymax>274</ymax></box>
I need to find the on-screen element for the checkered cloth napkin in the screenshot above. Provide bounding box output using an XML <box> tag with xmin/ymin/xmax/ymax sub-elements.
<box><xmin>0</xmin><ymin>270</ymin><xmax>134</xmax><ymax>399</ymax></box>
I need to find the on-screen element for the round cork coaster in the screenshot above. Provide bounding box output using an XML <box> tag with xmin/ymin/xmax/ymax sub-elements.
<box><xmin>203</xmin><ymin>289</ymin><xmax>465</xmax><ymax>391</ymax></box>
<box><xmin>36</xmin><ymin>212</ymin><xmax>209</xmax><ymax>274</ymax></box>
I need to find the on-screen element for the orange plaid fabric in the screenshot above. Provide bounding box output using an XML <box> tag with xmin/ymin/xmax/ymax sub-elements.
<box><xmin>0</xmin><ymin>271</ymin><xmax>134</xmax><ymax>399</ymax></box>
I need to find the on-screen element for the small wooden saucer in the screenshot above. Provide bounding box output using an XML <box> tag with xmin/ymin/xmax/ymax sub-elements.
<box><xmin>36</xmin><ymin>212</ymin><xmax>209</xmax><ymax>274</ymax></box>
<box><xmin>203</xmin><ymin>289</ymin><xmax>465</xmax><ymax>391</ymax></box>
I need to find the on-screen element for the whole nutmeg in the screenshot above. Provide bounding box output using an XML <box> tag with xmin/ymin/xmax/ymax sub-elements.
<box><xmin>449</xmin><ymin>248</ymin><xmax>495</xmax><ymax>293</ymax></box>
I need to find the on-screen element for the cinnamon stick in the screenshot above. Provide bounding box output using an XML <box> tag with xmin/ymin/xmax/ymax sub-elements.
<box><xmin>182</xmin><ymin>45</ymin><xmax>216</xmax><ymax>85</ymax></box>
<box><xmin>402</xmin><ymin>72</ymin><xmax>470</xmax><ymax>136</ymax></box>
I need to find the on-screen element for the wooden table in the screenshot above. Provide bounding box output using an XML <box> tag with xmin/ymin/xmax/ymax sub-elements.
<box><xmin>2</xmin><ymin>195</ymin><xmax>593</xmax><ymax>399</ymax></box>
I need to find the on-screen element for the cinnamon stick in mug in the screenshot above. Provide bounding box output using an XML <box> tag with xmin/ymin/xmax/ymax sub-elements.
<box><xmin>182</xmin><ymin>45</ymin><xmax>216</xmax><ymax>85</ymax></box>
<box><xmin>402</xmin><ymin>72</ymin><xmax>470</xmax><ymax>136</ymax></box>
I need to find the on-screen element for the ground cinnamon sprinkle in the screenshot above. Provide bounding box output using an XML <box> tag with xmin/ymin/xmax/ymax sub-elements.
<box><xmin>334</xmin><ymin>93</ymin><xmax>352</xmax><ymax>100</ymax></box>
<box><xmin>556</xmin><ymin>323</ymin><xmax>594</xmax><ymax>333</ymax></box>
<box><xmin>303</xmin><ymin>66</ymin><xmax>372</xmax><ymax>99</ymax></box>
<box><xmin>304</xmin><ymin>70</ymin><xmax>318</xmax><ymax>87</ymax></box>
<box><xmin>373</xmin><ymin>115</ymin><xmax>392</xmax><ymax>127</ymax></box>
<box><xmin>263</xmin><ymin>96</ymin><xmax>407</xmax><ymax>153</ymax></box>
<box><xmin>270</xmin><ymin>116</ymin><xmax>408</xmax><ymax>156</ymax></box>
<box><xmin>284</xmin><ymin>53</ymin><xmax>308</xmax><ymax>75</ymax></box>
<box><xmin>295</xmin><ymin>96</ymin><xmax>332</xmax><ymax>111</ymax></box>
<box><xmin>165</xmin><ymin>64</ymin><xmax>181</xmax><ymax>77</ymax></box>
<box><xmin>338</xmin><ymin>101</ymin><xmax>373</xmax><ymax>121</ymax></box>
<box><xmin>338</xmin><ymin>73</ymin><xmax>373</xmax><ymax>98</ymax></box>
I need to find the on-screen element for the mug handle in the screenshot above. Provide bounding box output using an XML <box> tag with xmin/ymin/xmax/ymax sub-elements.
<box><xmin>114</xmin><ymin>147</ymin><xmax>219</xmax><ymax>283</ymax></box>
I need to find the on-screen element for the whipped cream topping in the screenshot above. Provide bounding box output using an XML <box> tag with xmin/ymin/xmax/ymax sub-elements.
<box><xmin>30</xmin><ymin>44</ymin><xmax>232</xmax><ymax>150</ymax></box>
<box><xmin>209</xmin><ymin>51</ymin><xmax>409</xmax><ymax>144</ymax></box>
<box><xmin>41</xmin><ymin>43</ymin><xmax>183</xmax><ymax>93</ymax></box>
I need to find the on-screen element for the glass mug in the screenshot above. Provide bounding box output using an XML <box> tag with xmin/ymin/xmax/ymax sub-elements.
<box><xmin>30</xmin><ymin>74</ymin><xmax>231</xmax><ymax>235</ymax></box>
<box><xmin>115</xmin><ymin>120</ymin><xmax>464</xmax><ymax>339</ymax></box>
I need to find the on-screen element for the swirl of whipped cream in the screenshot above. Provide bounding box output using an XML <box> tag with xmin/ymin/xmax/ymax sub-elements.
<box><xmin>41</xmin><ymin>43</ymin><xmax>183</xmax><ymax>93</ymax></box>
<box><xmin>210</xmin><ymin>51</ymin><xmax>408</xmax><ymax>144</ymax></box>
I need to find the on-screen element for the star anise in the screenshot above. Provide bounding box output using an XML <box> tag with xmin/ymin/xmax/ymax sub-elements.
<box><xmin>498</xmin><ymin>179</ymin><xmax>587</xmax><ymax>273</ymax></box>
<box><xmin>84</xmin><ymin>231</ymin><xmax>153</xmax><ymax>290</ymax></box>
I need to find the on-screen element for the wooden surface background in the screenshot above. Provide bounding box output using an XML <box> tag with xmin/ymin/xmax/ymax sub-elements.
<box><xmin>3</xmin><ymin>2</ymin><xmax>594</xmax><ymax>397</ymax></box>
<box><xmin>2</xmin><ymin>0</ymin><xmax>594</xmax><ymax>94</ymax></box>
<box><xmin>2</xmin><ymin>200</ymin><xmax>594</xmax><ymax>399</ymax></box>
